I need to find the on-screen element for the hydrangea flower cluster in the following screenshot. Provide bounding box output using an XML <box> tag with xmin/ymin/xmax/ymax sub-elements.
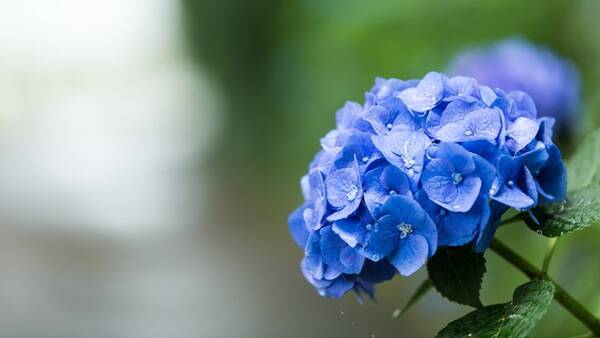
<box><xmin>288</xmin><ymin>72</ymin><xmax>567</xmax><ymax>299</ymax></box>
<box><xmin>448</xmin><ymin>38</ymin><xmax>580</xmax><ymax>132</ymax></box>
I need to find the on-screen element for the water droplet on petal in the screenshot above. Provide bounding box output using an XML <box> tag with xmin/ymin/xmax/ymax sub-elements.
<box><xmin>362</xmin><ymin>156</ymin><xmax>369</xmax><ymax>163</ymax></box>
<box><xmin>507</xmin><ymin>180</ymin><xmax>514</xmax><ymax>187</ymax></box>
<box><xmin>440</xmin><ymin>209</ymin><xmax>447</xmax><ymax>216</ymax></box>
<box><xmin>365</xmin><ymin>223</ymin><xmax>373</xmax><ymax>231</ymax></box>
<box><xmin>386</xmin><ymin>123</ymin><xmax>393</xmax><ymax>130</ymax></box>
<box><xmin>389</xmin><ymin>190</ymin><xmax>397</xmax><ymax>195</ymax></box>
<box><xmin>464</xmin><ymin>130</ymin><xmax>473</xmax><ymax>136</ymax></box>
<box><xmin>346</xmin><ymin>185</ymin><xmax>359</xmax><ymax>201</ymax></box>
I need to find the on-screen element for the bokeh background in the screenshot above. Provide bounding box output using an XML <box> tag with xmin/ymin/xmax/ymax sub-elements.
<box><xmin>1</xmin><ymin>0</ymin><xmax>599</xmax><ymax>337</ymax></box>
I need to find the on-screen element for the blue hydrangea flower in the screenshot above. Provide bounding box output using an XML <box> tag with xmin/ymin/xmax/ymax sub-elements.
<box><xmin>289</xmin><ymin>71</ymin><xmax>566</xmax><ymax>299</ymax></box>
<box><xmin>448</xmin><ymin>38</ymin><xmax>581</xmax><ymax>132</ymax></box>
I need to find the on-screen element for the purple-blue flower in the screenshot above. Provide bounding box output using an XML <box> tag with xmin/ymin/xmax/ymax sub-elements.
<box><xmin>289</xmin><ymin>71</ymin><xmax>567</xmax><ymax>299</ymax></box>
<box><xmin>448</xmin><ymin>38</ymin><xmax>581</xmax><ymax>132</ymax></box>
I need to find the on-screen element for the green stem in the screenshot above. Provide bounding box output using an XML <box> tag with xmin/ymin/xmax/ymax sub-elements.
<box><xmin>542</xmin><ymin>237</ymin><xmax>559</xmax><ymax>273</ymax></box>
<box><xmin>490</xmin><ymin>238</ymin><xmax>600</xmax><ymax>335</ymax></box>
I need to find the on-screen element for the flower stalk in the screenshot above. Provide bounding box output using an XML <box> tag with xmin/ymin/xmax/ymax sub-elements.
<box><xmin>490</xmin><ymin>238</ymin><xmax>600</xmax><ymax>335</ymax></box>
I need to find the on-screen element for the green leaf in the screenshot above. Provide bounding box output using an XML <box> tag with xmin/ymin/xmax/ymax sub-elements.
<box><xmin>567</xmin><ymin>128</ymin><xmax>600</xmax><ymax>191</ymax></box>
<box><xmin>427</xmin><ymin>245</ymin><xmax>486</xmax><ymax>308</ymax></box>
<box><xmin>527</xmin><ymin>184</ymin><xmax>600</xmax><ymax>237</ymax></box>
<box><xmin>436</xmin><ymin>280</ymin><xmax>555</xmax><ymax>338</ymax></box>
<box><xmin>392</xmin><ymin>279</ymin><xmax>432</xmax><ymax>319</ymax></box>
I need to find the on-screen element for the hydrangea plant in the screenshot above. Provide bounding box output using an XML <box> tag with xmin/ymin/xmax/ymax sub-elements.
<box><xmin>288</xmin><ymin>72</ymin><xmax>600</xmax><ymax>337</ymax></box>
<box><xmin>448</xmin><ymin>38</ymin><xmax>581</xmax><ymax>132</ymax></box>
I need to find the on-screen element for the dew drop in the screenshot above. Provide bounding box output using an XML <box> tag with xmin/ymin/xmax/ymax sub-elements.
<box><xmin>386</xmin><ymin>123</ymin><xmax>393</xmax><ymax>130</ymax></box>
<box><xmin>389</xmin><ymin>190</ymin><xmax>397</xmax><ymax>195</ymax></box>
<box><xmin>362</xmin><ymin>156</ymin><xmax>369</xmax><ymax>163</ymax></box>
<box><xmin>536</xmin><ymin>230</ymin><xmax>543</xmax><ymax>235</ymax></box>
<box><xmin>346</xmin><ymin>185</ymin><xmax>359</xmax><ymax>201</ymax></box>
<box><xmin>507</xmin><ymin>180</ymin><xmax>514</xmax><ymax>187</ymax></box>
<box><xmin>464</xmin><ymin>130</ymin><xmax>473</xmax><ymax>136</ymax></box>
<box><xmin>365</xmin><ymin>223</ymin><xmax>373</xmax><ymax>231</ymax></box>
<box><xmin>440</xmin><ymin>209</ymin><xmax>447</xmax><ymax>216</ymax></box>
<box><xmin>427</xmin><ymin>145</ymin><xmax>439</xmax><ymax>158</ymax></box>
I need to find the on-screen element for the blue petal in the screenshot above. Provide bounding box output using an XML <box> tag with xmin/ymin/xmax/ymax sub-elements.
<box><xmin>369</xmin><ymin>77</ymin><xmax>418</xmax><ymax>101</ymax></box>
<box><xmin>325</xmin><ymin>161</ymin><xmax>362</xmax><ymax>210</ymax></box>
<box><xmin>506</xmin><ymin>91</ymin><xmax>537</xmax><ymax>120</ymax></box>
<box><xmin>332</xmin><ymin>208</ymin><xmax>372</xmax><ymax>248</ymax></box>
<box><xmin>473</xmin><ymin>154</ymin><xmax>496</xmax><ymax>193</ymax></box>
<box><xmin>390</xmin><ymin>235</ymin><xmax>429</xmax><ymax>276</ymax></box>
<box><xmin>372</xmin><ymin>130</ymin><xmax>431</xmax><ymax>182</ymax></box>
<box><xmin>421</xmin><ymin>144</ymin><xmax>481</xmax><ymax>212</ymax></box>
<box><xmin>438</xmin><ymin>208</ymin><xmax>480</xmax><ymax>247</ymax></box>
<box><xmin>493</xmin><ymin>185</ymin><xmax>535</xmax><ymax>210</ymax></box>
<box><xmin>364</xmin><ymin>165</ymin><xmax>412</xmax><ymax>217</ymax></box>
<box><xmin>536</xmin><ymin>117</ymin><xmax>556</xmax><ymax>146</ymax></box>
<box><xmin>320</xmin><ymin>277</ymin><xmax>355</xmax><ymax>298</ymax></box>
<box><xmin>440</xmin><ymin>100</ymin><xmax>486</xmax><ymax>126</ymax></box>
<box><xmin>302</xmin><ymin>232</ymin><xmax>324</xmax><ymax>280</ymax></box>
<box><xmin>363</xmin><ymin>214</ymin><xmax>401</xmax><ymax>260</ymax></box>
<box><xmin>398</xmin><ymin>72</ymin><xmax>444</xmax><ymax>113</ymax></box>
<box><xmin>333</xmin><ymin>132</ymin><xmax>378</xmax><ymax>169</ymax></box>
<box><xmin>323</xmin><ymin>266</ymin><xmax>342</xmax><ymax>280</ymax></box>
<box><xmin>473</xmin><ymin>202</ymin><xmax>504</xmax><ymax>253</ymax></box>
<box><xmin>436</xmin><ymin>108</ymin><xmax>502</xmax><ymax>143</ymax></box>
<box><xmin>307</xmin><ymin>170</ymin><xmax>328</xmax><ymax>228</ymax></box>
<box><xmin>444</xmin><ymin>76</ymin><xmax>480</xmax><ymax>102</ymax></box>
<box><xmin>536</xmin><ymin>145</ymin><xmax>567</xmax><ymax>204</ymax></box>
<box><xmin>378</xmin><ymin>195</ymin><xmax>438</xmax><ymax>255</ymax></box>
<box><xmin>506</xmin><ymin>117</ymin><xmax>540</xmax><ymax>153</ymax></box>
<box><xmin>453</xmin><ymin>176</ymin><xmax>482</xmax><ymax>212</ymax></box>
<box><xmin>335</xmin><ymin>101</ymin><xmax>364</xmax><ymax>130</ymax></box>
<box><xmin>300</xmin><ymin>175</ymin><xmax>311</xmax><ymax>201</ymax></box>
<box><xmin>288</xmin><ymin>202</ymin><xmax>313</xmax><ymax>248</ymax></box>
<box><xmin>364</xmin><ymin>106</ymin><xmax>397</xmax><ymax>135</ymax></box>
<box><xmin>516</xmin><ymin>141</ymin><xmax>549</xmax><ymax>174</ymax></box>
<box><xmin>359</xmin><ymin>260</ymin><xmax>397</xmax><ymax>283</ymax></box>
<box><xmin>320</xmin><ymin>226</ymin><xmax>365</xmax><ymax>274</ymax></box>
<box><xmin>479</xmin><ymin>85</ymin><xmax>497</xmax><ymax>106</ymax></box>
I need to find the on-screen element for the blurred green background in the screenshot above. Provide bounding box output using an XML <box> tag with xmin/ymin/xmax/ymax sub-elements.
<box><xmin>0</xmin><ymin>0</ymin><xmax>598</xmax><ymax>337</ymax></box>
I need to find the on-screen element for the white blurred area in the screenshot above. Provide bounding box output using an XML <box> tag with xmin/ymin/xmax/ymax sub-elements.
<box><xmin>0</xmin><ymin>0</ymin><xmax>218</xmax><ymax>235</ymax></box>
<box><xmin>0</xmin><ymin>1</ymin><xmax>259</xmax><ymax>337</ymax></box>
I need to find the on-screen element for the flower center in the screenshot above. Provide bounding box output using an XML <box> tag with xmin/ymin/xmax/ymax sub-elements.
<box><xmin>397</xmin><ymin>223</ymin><xmax>413</xmax><ymax>239</ymax></box>
<box><xmin>346</xmin><ymin>185</ymin><xmax>359</xmax><ymax>201</ymax></box>
<box><xmin>452</xmin><ymin>172</ymin><xmax>463</xmax><ymax>185</ymax></box>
